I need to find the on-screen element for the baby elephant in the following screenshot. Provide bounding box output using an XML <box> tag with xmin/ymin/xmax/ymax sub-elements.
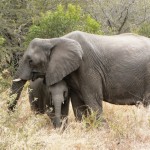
<box><xmin>29</xmin><ymin>78</ymin><xmax>69</xmax><ymax>128</ymax></box>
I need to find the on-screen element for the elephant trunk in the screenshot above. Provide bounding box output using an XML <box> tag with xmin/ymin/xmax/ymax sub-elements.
<box><xmin>9</xmin><ymin>79</ymin><xmax>27</xmax><ymax>111</ymax></box>
<box><xmin>8</xmin><ymin>59</ymin><xmax>28</xmax><ymax>111</ymax></box>
<box><xmin>53</xmin><ymin>96</ymin><xmax>63</xmax><ymax>128</ymax></box>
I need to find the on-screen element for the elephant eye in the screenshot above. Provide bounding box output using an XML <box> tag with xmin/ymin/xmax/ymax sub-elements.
<box><xmin>63</xmin><ymin>91</ymin><xmax>68</xmax><ymax>98</ymax></box>
<box><xmin>29</xmin><ymin>60</ymin><xmax>33</xmax><ymax>66</ymax></box>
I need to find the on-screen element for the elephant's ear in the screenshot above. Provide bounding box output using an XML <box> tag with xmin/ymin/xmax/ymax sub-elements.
<box><xmin>46</xmin><ymin>38</ymin><xmax>83</xmax><ymax>85</ymax></box>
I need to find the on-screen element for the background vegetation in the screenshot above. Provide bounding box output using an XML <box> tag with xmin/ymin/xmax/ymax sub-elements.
<box><xmin>1</xmin><ymin>0</ymin><xmax>150</xmax><ymax>149</ymax></box>
<box><xmin>1</xmin><ymin>0</ymin><xmax>150</xmax><ymax>74</ymax></box>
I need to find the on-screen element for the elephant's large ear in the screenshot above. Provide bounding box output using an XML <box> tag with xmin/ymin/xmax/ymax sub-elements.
<box><xmin>46</xmin><ymin>38</ymin><xmax>83</xmax><ymax>85</ymax></box>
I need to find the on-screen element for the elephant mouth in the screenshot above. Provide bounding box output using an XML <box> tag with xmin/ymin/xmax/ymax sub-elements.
<box><xmin>13</xmin><ymin>72</ymin><xmax>46</xmax><ymax>82</ymax></box>
<box><xmin>31</xmin><ymin>71</ymin><xmax>45</xmax><ymax>81</ymax></box>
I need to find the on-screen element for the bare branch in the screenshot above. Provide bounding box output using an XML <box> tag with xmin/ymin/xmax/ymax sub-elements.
<box><xmin>118</xmin><ymin>9</ymin><xmax>129</xmax><ymax>33</ymax></box>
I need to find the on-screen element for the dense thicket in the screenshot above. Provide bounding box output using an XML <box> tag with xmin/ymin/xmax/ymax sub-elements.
<box><xmin>0</xmin><ymin>0</ymin><xmax>150</xmax><ymax>74</ymax></box>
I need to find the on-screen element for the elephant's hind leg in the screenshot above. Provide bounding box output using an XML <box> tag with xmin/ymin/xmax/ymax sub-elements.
<box><xmin>143</xmin><ymin>64</ymin><xmax>150</xmax><ymax>107</ymax></box>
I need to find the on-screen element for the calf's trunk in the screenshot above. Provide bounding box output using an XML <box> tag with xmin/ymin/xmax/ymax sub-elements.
<box><xmin>53</xmin><ymin>98</ymin><xmax>63</xmax><ymax>128</ymax></box>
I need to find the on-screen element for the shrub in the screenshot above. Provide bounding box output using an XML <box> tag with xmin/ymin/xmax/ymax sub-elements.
<box><xmin>0</xmin><ymin>36</ymin><xmax>5</xmax><ymax>45</ymax></box>
<box><xmin>137</xmin><ymin>23</ymin><xmax>150</xmax><ymax>38</ymax></box>
<box><xmin>25</xmin><ymin>4</ymin><xmax>102</xmax><ymax>44</ymax></box>
<box><xmin>0</xmin><ymin>36</ymin><xmax>7</xmax><ymax>71</ymax></box>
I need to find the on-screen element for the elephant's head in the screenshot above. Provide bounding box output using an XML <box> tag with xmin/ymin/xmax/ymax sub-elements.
<box><xmin>10</xmin><ymin>37</ymin><xmax>83</xmax><ymax>110</ymax></box>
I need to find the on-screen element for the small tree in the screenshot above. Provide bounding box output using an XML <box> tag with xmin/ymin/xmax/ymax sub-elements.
<box><xmin>25</xmin><ymin>4</ymin><xmax>102</xmax><ymax>44</ymax></box>
<box><xmin>137</xmin><ymin>23</ymin><xmax>150</xmax><ymax>38</ymax></box>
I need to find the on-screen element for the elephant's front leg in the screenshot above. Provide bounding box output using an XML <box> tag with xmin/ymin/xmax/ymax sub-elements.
<box><xmin>83</xmin><ymin>91</ymin><xmax>103</xmax><ymax>118</ymax></box>
<box><xmin>71</xmin><ymin>92</ymin><xmax>89</xmax><ymax>121</ymax></box>
<box><xmin>80</xmin><ymin>75</ymin><xmax>104</xmax><ymax>119</ymax></box>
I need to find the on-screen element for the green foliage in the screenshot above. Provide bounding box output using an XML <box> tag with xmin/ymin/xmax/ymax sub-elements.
<box><xmin>26</xmin><ymin>4</ymin><xmax>102</xmax><ymax>44</ymax></box>
<box><xmin>1</xmin><ymin>0</ymin><xmax>150</xmax><ymax>73</ymax></box>
<box><xmin>0</xmin><ymin>36</ymin><xmax>5</xmax><ymax>45</ymax></box>
<box><xmin>137</xmin><ymin>23</ymin><xmax>150</xmax><ymax>38</ymax></box>
<box><xmin>85</xmin><ymin>15</ymin><xmax>101</xmax><ymax>33</ymax></box>
<box><xmin>0</xmin><ymin>36</ymin><xmax>7</xmax><ymax>72</ymax></box>
<box><xmin>0</xmin><ymin>71</ymin><xmax>11</xmax><ymax>93</ymax></box>
<box><xmin>0</xmin><ymin>0</ymin><xmax>55</xmax><ymax>73</ymax></box>
<box><xmin>0</xmin><ymin>0</ymin><xmax>31</xmax><ymax>73</ymax></box>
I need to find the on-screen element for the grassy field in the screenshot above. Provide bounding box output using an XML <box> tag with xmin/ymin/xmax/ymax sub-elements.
<box><xmin>1</xmin><ymin>76</ymin><xmax>150</xmax><ymax>150</ymax></box>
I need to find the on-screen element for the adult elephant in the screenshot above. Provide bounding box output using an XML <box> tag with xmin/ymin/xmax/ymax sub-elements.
<box><xmin>10</xmin><ymin>31</ymin><xmax>150</xmax><ymax>120</ymax></box>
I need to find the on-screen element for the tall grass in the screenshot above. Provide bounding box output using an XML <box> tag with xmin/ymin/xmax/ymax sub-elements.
<box><xmin>1</xmin><ymin>76</ymin><xmax>150</xmax><ymax>149</ymax></box>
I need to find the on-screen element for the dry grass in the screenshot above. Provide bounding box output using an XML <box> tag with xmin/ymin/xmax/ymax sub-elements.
<box><xmin>1</xmin><ymin>81</ymin><xmax>150</xmax><ymax>150</ymax></box>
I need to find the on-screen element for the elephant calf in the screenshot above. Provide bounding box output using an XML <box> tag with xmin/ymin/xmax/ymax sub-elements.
<box><xmin>29</xmin><ymin>79</ymin><xmax>70</xmax><ymax>128</ymax></box>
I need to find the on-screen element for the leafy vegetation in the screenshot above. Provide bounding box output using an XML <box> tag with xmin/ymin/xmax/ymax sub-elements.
<box><xmin>137</xmin><ymin>23</ymin><xmax>150</xmax><ymax>38</ymax></box>
<box><xmin>25</xmin><ymin>4</ymin><xmax>102</xmax><ymax>44</ymax></box>
<box><xmin>1</xmin><ymin>0</ymin><xmax>150</xmax><ymax>73</ymax></box>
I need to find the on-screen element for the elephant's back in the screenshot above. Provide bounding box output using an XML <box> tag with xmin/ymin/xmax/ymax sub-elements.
<box><xmin>64</xmin><ymin>31</ymin><xmax>150</xmax><ymax>55</ymax></box>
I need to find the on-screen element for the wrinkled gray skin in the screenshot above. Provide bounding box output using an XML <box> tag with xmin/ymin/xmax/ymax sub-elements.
<box><xmin>10</xmin><ymin>31</ymin><xmax>150</xmax><ymax>121</ymax></box>
<box><xmin>29</xmin><ymin>79</ymin><xmax>69</xmax><ymax>128</ymax></box>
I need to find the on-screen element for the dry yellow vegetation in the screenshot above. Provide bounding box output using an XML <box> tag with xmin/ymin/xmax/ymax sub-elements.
<box><xmin>1</xmin><ymin>80</ymin><xmax>150</xmax><ymax>150</ymax></box>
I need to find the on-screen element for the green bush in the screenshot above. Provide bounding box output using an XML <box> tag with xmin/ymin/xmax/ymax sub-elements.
<box><xmin>0</xmin><ymin>36</ymin><xmax>5</xmax><ymax>46</ymax></box>
<box><xmin>25</xmin><ymin>4</ymin><xmax>102</xmax><ymax>44</ymax></box>
<box><xmin>0</xmin><ymin>36</ymin><xmax>6</xmax><ymax>71</ymax></box>
<box><xmin>137</xmin><ymin>23</ymin><xmax>150</xmax><ymax>38</ymax></box>
<box><xmin>0</xmin><ymin>36</ymin><xmax>17</xmax><ymax>74</ymax></box>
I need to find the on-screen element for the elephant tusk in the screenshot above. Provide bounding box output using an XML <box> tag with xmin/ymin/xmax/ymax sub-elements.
<box><xmin>13</xmin><ymin>78</ymin><xmax>22</xmax><ymax>82</ymax></box>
